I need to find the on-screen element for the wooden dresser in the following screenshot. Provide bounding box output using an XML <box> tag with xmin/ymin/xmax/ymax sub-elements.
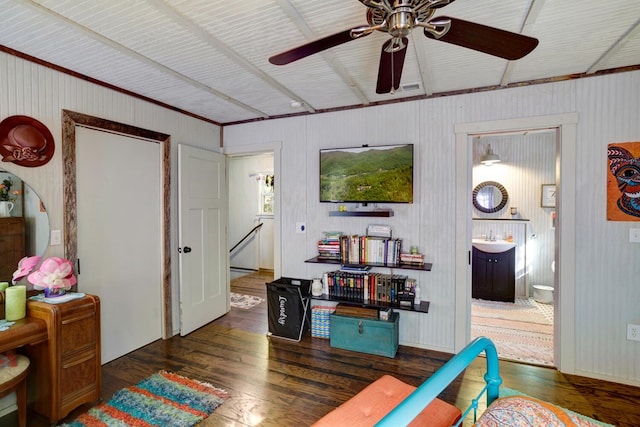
<box><xmin>25</xmin><ymin>294</ymin><xmax>101</xmax><ymax>423</ymax></box>
<box><xmin>0</xmin><ymin>217</ymin><xmax>25</xmax><ymax>282</ymax></box>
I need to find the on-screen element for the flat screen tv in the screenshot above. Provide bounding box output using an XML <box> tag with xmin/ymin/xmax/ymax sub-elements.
<box><xmin>320</xmin><ymin>144</ymin><xmax>414</xmax><ymax>204</ymax></box>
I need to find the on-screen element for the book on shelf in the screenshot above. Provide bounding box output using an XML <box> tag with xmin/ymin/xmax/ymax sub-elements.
<box><xmin>325</xmin><ymin>270</ymin><xmax>410</xmax><ymax>306</ymax></box>
<box><xmin>317</xmin><ymin>234</ymin><xmax>404</xmax><ymax>266</ymax></box>
<box><xmin>317</xmin><ymin>236</ymin><xmax>341</xmax><ymax>261</ymax></box>
<box><xmin>340</xmin><ymin>264</ymin><xmax>371</xmax><ymax>273</ymax></box>
<box><xmin>400</xmin><ymin>252</ymin><xmax>425</xmax><ymax>265</ymax></box>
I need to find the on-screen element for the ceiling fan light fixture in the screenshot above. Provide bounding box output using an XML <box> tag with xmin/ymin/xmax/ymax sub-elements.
<box><xmin>480</xmin><ymin>144</ymin><xmax>500</xmax><ymax>166</ymax></box>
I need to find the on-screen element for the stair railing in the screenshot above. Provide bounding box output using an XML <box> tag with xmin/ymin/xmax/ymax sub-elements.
<box><xmin>230</xmin><ymin>222</ymin><xmax>264</xmax><ymax>254</ymax></box>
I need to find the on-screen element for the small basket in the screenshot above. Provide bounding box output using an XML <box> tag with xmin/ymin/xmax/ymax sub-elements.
<box><xmin>311</xmin><ymin>306</ymin><xmax>336</xmax><ymax>338</ymax></box>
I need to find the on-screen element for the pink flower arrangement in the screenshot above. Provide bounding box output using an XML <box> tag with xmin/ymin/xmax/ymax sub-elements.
<box><xmin>27</xmin><ymin>257</ymin><xmax>77</xmax><ymax>290</ymax></box>
<box><xmin>12</xmin><ymin>255</ymin><xmax>41</xmax><ymax>284</ymax></box>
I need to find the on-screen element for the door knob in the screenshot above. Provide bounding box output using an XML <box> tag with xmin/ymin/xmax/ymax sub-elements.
<box><xmin>180</xmin><ymin>246</ymin><xmax>192</xmax><ymax>253</ymax></box>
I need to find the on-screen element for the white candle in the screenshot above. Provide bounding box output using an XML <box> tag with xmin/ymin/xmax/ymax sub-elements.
<box><xmin>6</xmin><ymin>285</ymin><xmax>26</xmax><ymax>321</ymax></box>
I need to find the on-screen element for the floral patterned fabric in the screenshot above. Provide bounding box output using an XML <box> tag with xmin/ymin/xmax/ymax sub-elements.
<box><xmin>476</xmin><ymin>395</ymin><xmax>611</xmax><ymax>427</ymax></box>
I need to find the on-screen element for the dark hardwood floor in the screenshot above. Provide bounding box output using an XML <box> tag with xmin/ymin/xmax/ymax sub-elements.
<box><xmin>14</xmin><ymin>270</ymin><xmax>640</xmax><ymax>426</ymax></box>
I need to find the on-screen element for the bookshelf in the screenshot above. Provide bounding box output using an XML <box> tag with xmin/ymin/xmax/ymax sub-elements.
<box><xmin>305</xmin><ymin>257</ymin><xmax>432</xmax><ymax>313</ymax></box>
<box><xmin>311</xmin><ymin>229</ymin><xmax>431</xmax><ymax>313</ymax></box>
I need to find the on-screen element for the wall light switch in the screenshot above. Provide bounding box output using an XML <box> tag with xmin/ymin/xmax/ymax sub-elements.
<box><xmin>630</xmin><ymin>228</ymin><xmax>640</xmax><ymax>243</ymax></box>
<box><xmin>50</xmin><ymin>229</ymin><xmax>62</xmax><ymax>245</ymax></box>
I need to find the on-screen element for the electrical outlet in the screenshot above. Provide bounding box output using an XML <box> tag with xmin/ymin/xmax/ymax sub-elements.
<box><xmin>628</xmin><ymin>324</ymin><xmax>640</xmax><ymax>342</ymax></box>
<box><xmin>295</xmin><ymin>222</ymin><xmax>306</xmax><ymax>234</ymax></box>
<box><xmin>630</xmin><ymin>228</ymin><xmax>640</xmax><ymax>243</ymax></box>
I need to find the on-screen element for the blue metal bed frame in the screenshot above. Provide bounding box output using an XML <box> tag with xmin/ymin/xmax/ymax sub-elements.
<box><xmin>376</xmin><ymin>336</ymin><xmax>502</xmax><ymax>426</ymax></box>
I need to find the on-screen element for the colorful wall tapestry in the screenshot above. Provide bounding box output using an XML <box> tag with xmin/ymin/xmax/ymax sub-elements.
<box><xmin>607</xmin><ymin>141</ymin><xmax>640</xmax><ymax>221</ymax></box>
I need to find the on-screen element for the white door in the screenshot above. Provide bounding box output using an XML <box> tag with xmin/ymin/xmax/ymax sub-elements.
<box><xmin>179</xmin><ymin>144</ymin><xmax>229</xmax><ymax>335</ymax></box>
<box><xmin>76</xmin><ymin>126</ymin><xmax>162</xmax><ymax>363</ymax></box>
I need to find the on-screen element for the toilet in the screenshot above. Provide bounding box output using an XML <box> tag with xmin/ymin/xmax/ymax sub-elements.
<box><xmin>533</xmin><ymin>261</ymin><xmax>555</xmax><ymax>304</ymax></box>
<box><xmin>533</xmin><ymin>285</ymin><xmax>554</xmax><ymax>304</ymax></box>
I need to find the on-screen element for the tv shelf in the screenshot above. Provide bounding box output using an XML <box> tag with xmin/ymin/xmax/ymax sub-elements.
<box><xmin>305</xmin><ymin>256</ymin><xmax>432</xmax><ymax>272</ymax></box>
<box><xmin>329</xmin><ymin>210</ymin><xmax>394</xmax><ymax>217</ymax></box>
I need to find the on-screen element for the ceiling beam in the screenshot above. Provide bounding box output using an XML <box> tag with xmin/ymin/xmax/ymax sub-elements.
<box><xmin>586</xmin><ymin>17</ymin><xmax>640</xmax><ymax>74</ymax></box>
<box><xmin>500</xmin><ymin>0</ymin><xmax>545</xmax><ymax>86</ymax></box>
<box><xmin>146</xmin><ymin>0</ymin><xmax>316</xmax><ymax>114</ymax></box>
<box><xmin>274</xmin><ymin>0</ymin><xmax>371</xmax><ymax>106</ymax></box>
<box><xmin>19</xmin><ymin>0</ymin><xmax>270</xmax><ymax>119</ymax></box>
<box><xmin>411</xmin><ymin>32</ymin><xmax>434</xmax><ymax>96</ymax></box>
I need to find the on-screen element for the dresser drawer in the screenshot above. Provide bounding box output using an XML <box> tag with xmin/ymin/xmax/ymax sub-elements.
<box><xmin>330</xmin><ymin>312</ymin><xmax>399</xmax><ymax>358</ymax></box>
<box><xmin>60</xmin><ymin>309</ymin><xmax>98</xmax><ymax>356</ymax></box>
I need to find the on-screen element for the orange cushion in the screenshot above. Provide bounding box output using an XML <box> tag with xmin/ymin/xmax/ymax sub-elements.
<box><xmin>312</xmin><ymin>375</ymin><xmax>461</xmax><ymax>427</ymax></box>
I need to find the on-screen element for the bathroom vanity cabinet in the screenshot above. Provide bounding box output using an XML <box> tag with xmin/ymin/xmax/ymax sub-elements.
<box><xmin>472</xmin><ymin>247</ymin><xmax>515</xmax><ymax>302</ymax></box>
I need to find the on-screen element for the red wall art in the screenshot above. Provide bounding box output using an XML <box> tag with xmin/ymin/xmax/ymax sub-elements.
<box><xmin>607</xmin><ymin>141</ymin><xmax>640</xmax><ymax>221</ymax></box>
<box><xmin>0</xmin><ymin>115</ymin><xmax>55</xmax><ymax>167</ymax></box>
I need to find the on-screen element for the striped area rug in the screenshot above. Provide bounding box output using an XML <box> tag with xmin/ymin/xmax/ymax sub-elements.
<box><xmin>62</xmin><ymin>371</ymin><xmax>228</xmax><ymax>426</ymax></box>
<box><xmin>471</xmin><ymin>298</ymin><xmax>554</xmax><ymax>367</ymax></box>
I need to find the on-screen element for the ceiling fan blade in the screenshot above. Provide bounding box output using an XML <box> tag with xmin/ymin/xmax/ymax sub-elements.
<box><xmin>376</xmin><ymin>38</ymin><xmax>408</xmax><ymax>94</ymax></box>
<box><xmin>269</xmin><ymin>28</ymin><xmax>368</xmax><ymax>65</ymax></box>
<box><xmin>425</xmin><ymin>16</ymin><xmax>538</xmax><ymax>60</ymax></box>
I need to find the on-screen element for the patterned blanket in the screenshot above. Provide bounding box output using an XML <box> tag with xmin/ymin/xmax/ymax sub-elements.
<box><xmin>476</xmin><ymin>392</ymin><xmax>614</xmax><ymax>427</ymax></box>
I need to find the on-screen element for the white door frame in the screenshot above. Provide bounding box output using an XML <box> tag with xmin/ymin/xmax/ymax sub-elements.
<box><xmin>223</xmin><ymin>142</ymin><xmax>282</xmax><ymax>279</ymax></box>
<box><xmin>454</xmin><ymin>113</ymin><xmax>578</xmax><ymax>373</ymax></box>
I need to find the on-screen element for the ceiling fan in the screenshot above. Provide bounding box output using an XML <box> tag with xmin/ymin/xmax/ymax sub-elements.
<box><xmin>269</xmin><ymin>0</ymin><xmax>539</xmax><ymax>94</ymax></box>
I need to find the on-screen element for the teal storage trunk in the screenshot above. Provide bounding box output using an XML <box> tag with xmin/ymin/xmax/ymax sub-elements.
<box><xmin>330</xmin><ymin>312</ymin><xmax>399</xmax><ymax>358</ymax></box>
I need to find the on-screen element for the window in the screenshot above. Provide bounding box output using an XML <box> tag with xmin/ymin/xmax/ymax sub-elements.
<box><xmin>259</xmin><ymin>174</ymin><xmax>274</xmax><ymax>215</ymax></box>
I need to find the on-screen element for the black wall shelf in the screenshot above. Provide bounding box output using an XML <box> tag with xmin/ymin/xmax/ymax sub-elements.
<box><xmin>472</xmin><ymin>218</ymin><xmax>529</xmax><ymax>221</ymax></box>
<box><xmin>305</xmin><ymin>256</ymin><xmax>432</xmax><ymax>272</ymax></box>
<box><xmin>329</xmin><ymin>210</ymin><xmax>394</xmax><ymax>217</ymax></box>
<box><xmin>311</xmin><ymin>295</ymin><xmax>430</xmax><ymax>313</ymax></box>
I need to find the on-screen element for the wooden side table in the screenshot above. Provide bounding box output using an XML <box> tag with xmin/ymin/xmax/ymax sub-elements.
<box><xmin>25</xmin><ymin>294</ymin><xmax>101</xmax><ymax>423</ymax></box>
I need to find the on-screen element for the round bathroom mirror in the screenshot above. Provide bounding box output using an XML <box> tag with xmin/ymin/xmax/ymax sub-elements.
<box><xmin>473</xmin><ymin>181</ymin><xmax>508</xmax><ymax>213</ymax></box>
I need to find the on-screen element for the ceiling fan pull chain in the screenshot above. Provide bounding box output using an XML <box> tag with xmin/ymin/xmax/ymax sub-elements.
<box><xmin>390</xmin><ymin>49</ymin><xmax>395</xmax><ymax>94</ymax></box>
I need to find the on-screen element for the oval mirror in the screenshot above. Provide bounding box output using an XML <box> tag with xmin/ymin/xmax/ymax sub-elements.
<box><xmin>0</xmin><ymin>170</ymin><xmax>50</xmax><ymax>282</ymax></box>
<box><xmin>473</xmin><ymin>181</ymin><xmax>509</xmax><ymax>213</ymax></box>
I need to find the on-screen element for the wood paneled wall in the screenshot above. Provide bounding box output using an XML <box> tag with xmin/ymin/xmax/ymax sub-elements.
<box><xmin>225</xmin><ymin>71</ymin><xmax>640</xmax><ymax>385</ymax></box>
<box><xmin>0</xmin><ymin>52</ymin><xmax>221</xmax><ymax>334</ymax></box>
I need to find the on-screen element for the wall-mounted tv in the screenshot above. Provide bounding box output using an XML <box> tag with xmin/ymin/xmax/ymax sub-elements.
<box><xmin>320</xmin><ymin>144</ymin><xmax>414</xmax><ymax>204</ymax></box>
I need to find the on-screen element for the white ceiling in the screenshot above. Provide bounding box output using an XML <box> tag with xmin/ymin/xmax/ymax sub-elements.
<box><xmin>1</xmin><ymin>0</ymin><xmax>639</xmax><ymax>125</ymax></box>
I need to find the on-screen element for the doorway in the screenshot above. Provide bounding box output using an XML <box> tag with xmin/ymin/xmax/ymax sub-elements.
<box><xmin>223</xmin><ymin>141</ymin><xmax>282</xmax><ymax>281</ymax></box>
<box><xmin>228</xmin><ymin>153</ymin><xmax>275</xmax><ymax>279</ymax></box>
<box><xmin>454</xmin><ymin>113</ymin><xmax>578</xmax><ymax>373</ymax></box>
<box><xmin>470</xmin><ymin>131</ymin><xmax>557</xmax><ymax>366</ymax></box>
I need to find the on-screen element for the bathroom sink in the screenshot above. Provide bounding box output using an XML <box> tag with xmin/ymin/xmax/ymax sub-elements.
<box><xmin>472</xmin><ymin>239</ymin><xmax>516</xmax><ymax>253</ymax></box>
